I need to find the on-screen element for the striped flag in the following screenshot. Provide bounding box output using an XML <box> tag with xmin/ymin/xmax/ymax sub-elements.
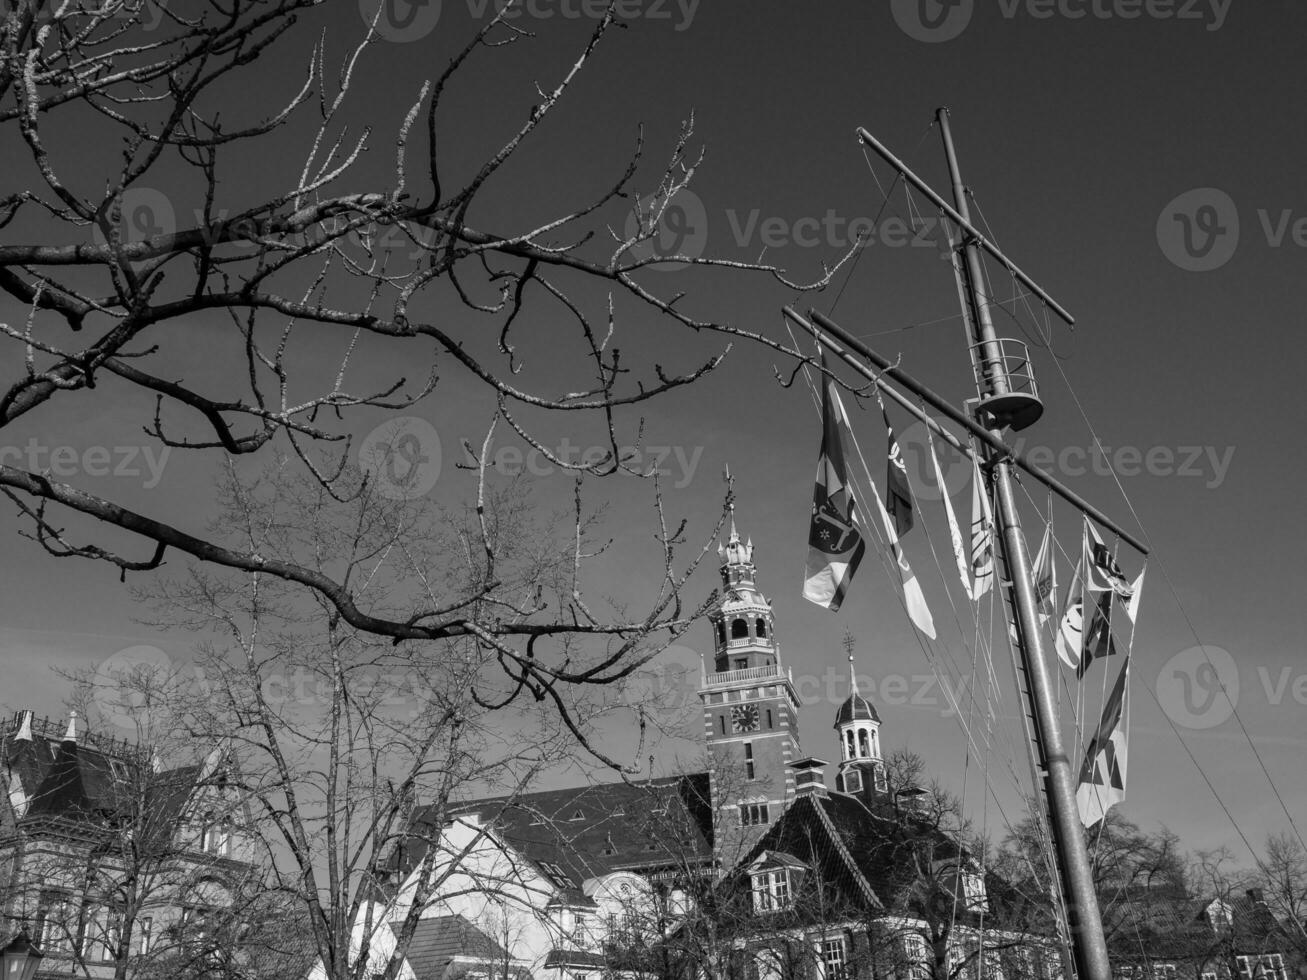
<box><xmin>803</xmin><ymin>364</ymin><xmax>866</xmax><ymax>611</ymax></box>
<box><xmin>1076</xmin><ymin>659</ymin><xmax>1130</xmax><ymax>828</ymax></box>
<box><xmin>969</xmin><ymin>455</ymin><xmax>994</xmax><ymax>600</ymax></box>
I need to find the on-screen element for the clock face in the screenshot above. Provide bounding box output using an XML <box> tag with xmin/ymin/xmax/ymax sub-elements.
<box><xmin>731</xmin><ymin>704</ymin><xmax>760</xmax><ymax>733</ymax></box>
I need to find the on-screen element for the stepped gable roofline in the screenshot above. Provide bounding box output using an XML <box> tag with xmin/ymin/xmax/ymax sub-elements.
<box><xmin>397</xmin><ymin>773</ymin><xmax>714</xmax><ymax>900</ymax></box>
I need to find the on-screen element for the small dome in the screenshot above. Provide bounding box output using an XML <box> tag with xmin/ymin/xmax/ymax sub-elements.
<box><xmin>834</xmin><ymin>691</ymin><xmax>880</xmax><ymax>728</ymax></box>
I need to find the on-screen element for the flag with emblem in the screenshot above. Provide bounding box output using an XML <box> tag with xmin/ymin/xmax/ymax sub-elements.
<box><xmin>1076</xmin><ymin>659</ymin><xmax>1130</xmax><ymax>828</ymax></box>
<box><xmin>803</xmin><ymin>361</ymin><xmax>866</xmax><ymax>611</ymax></box>
<box><xmin>884</xmin><ymin>408</ymin><xmax>914</xmax><ymax>537</ymax></box>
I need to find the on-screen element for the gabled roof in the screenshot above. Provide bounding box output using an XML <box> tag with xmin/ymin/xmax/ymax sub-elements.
<box><xmin>391</xmin><ymin>914</ymin><xmax>520</xmax><ymax>979</ymax></box>
<box><xmin>736</xmin><ymin>791</ymin><xmax>1037</xmax><ymax>930</ymax></box>
<box><xmin>399</xmin><ymin>774</ymin><xmax>714</xmax><ymax>904</ymax></box>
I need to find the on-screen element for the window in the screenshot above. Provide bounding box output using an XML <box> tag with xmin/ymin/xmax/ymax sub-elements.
<box><xmin>823</xmin><ymin>936</ymin><xmax>849</xmax><ymax>980</ymax></box>
<box><xmin>732</xmin><ymin>619</ymin><xmax>749</xmax><ymax>639</ymax></box>
<box><xmin>570</xmin><ymin>809</ymin><xmax>585</xmax><ymax>821</ymax></box>
<box><xmin>751</xmin><ymin>870</ymin><xmax>791</xmax><ymax>912</ymax></box>
<box><xmin>36</xmin><ymin>890</ymin><xmax>73</xmax><ymax>953</ymax></box>
<box><xmin>739</xmin><ymin>802</ymin><xmax>769</xmax><ymax>826</ymax></box>
<box><xmin>1238</xmin><ymin>957</ymin><xmax>1252</xmax><ymax>980</ymax></box>
<box><xmin>717</xmin><ymin>622</ymin><xmax>727</xmax><ymax>645</ymax></box>
<box><xmin>899</xmin><ymin>934</ymin><xmax>930</xmax><ymax>980</ymax></box>
<box><xmin>873</xmin><ymin>763</ymin><xmax>887</xmax><ymax>792</ymax></box>
<box><xmin>858</xmin><ymin>729</ymin><xmax>870</xmax><ymax>757</ymax></box>
<box><xmin>766</xmin><ymin>709</ymin><xmax>773</xmax><ymax>729</ymax></box>
<box><xmin>539</xmin><ymin>861</ymin><xmax>576</xmax><ymax>889</ymax></box>
<box><xmin>734</xmin><ymin>658</ymin><xmax>748</xmax><ymax>670</ymax></box>
<box><xmin>720</xmin><ymin>715</ymin><xmax>727</xmax><ymax>736</ymax></box>
<box><xmin>745</xmin><ymin>742</ymin><xmax>755</xmax><ymax>780</ymax></box>
<box><xmin>756</xmin><ymin>619</ymin><xmax>767</xmax><ymax>638</ymax></box>
<box><xmin>845</xmin><ymin>769</ymin><xmax>862</xmax><ymax>793</ymax></box>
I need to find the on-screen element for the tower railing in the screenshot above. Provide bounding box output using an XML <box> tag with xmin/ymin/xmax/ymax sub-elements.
<box><xmin>705</xmin><ymin>663</ymin><xmax>788</xmax><ymax>686</ymax></box>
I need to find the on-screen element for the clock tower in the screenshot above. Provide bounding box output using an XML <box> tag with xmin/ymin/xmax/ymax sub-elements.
<box><xmin>699</xmin><ymin>509</ymin><xmax>803</xmax><ymax>861</ymax></box>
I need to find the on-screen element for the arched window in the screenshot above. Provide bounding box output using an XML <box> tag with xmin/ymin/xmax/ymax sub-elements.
<box><xmin>755</xmin><ymin>619</ymin><xmax>767</xmax><ymax>638</ymax></box>
<box><xmin>716</xmin><ymin>622</ymin><xmax>726</xmax><ymax>645</ymax></box>
<box><xmin>731</xmin><ymin>619</ymin><xmax>749</xmax><ymax>639</ymax></box>
<box><xmin>845</xmin><ymin>730</ymin><xmax>855</xmax><ymax>759</ymax></box>
<box><xmin>858</xmin><ymin>729</ymin><xmax>870</xmax><ymax>758</ymax></box>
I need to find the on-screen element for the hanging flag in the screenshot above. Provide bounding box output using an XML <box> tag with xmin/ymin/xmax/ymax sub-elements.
<box><xmin>803</xmin><ymin>362</ymin><xmax>867</xmax><ymax>611</ymax></box>
<box><xmin>1078</xmin><ymin>521</ymin><xmax>1121</xmax><ymax>678</ymax></box>
<box><xmin>1077</xmin><ymin>589</ymin><xmax>1120</xmax><ymax>679</ymax></box>
<box><xmin>1055</xmin><ymin>554</ymin><xmax>1083</xmax><ymax>670</ymax></box>
<box><xmin>969</xmin><ymin>455</ymin><xmax>994</xmax><ymax>600</ymax></box>
<box><xmin>1086</xmin><ymin>522</ymin><xmax>1134</xmax><ymax>599</ymax></box>
<box><xmin>884</xmin><ymin>408</ymin><xmax>914</xmax><ymax>537</ymax></box>
<box><xmin>931</xmin><ymin>437</ymin><xmax>973</xmax><ymax>601</ymax></box>
<box><xmin>1076</xmin><ymin>660</ymin><xmax>1130</xmax><ymax>828</ymax></box>
<box><xmin>861</xmin><ymin>413</ymin><xmax>935</xmax><ymax>637</ymax></box>
<box><xmin>1032</xmin><ymin>521</ymin><xmax>1056</xmax><ymax>626</ymax></box>
<box><xmin>1124</xmin><ymin>566</ymin><xmax>1145</xmax><ymax>625</ymax></box>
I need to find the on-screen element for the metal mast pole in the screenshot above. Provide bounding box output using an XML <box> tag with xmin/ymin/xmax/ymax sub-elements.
<box><xmin>934</xmin><ymin>106</ymin><xmax>1112</xmax><ymax>980</ymax></box>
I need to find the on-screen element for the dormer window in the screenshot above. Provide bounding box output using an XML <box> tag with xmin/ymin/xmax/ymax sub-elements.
<box><xmin>751</xmin><ymin>869</ymin><xmax>792</xmax><ymax>912</ymax></box>
<box><xmin>936</xmin><ymin>859</ymin><xmax>987</xmax><ymax>912</ymax></box>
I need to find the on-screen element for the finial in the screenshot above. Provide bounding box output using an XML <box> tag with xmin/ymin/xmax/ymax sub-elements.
<box><xmin>842</xmin><ymin>629</ymin><xmax>859</xmax><ymax>696</ymax></box>
<box><xmin>63</xmin><ymin>709</ymin><xmax>78</xmax><ymax>743</ymax></box>
<box><xmin>14</xmin><ymin>710</ymin><xmax>32</xmax><ymax>741</ymax></box>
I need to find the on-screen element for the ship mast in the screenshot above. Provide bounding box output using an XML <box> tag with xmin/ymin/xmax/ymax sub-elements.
<box><xmin>784</xmin><ymin>109</ymin><xmax>1144</xmax><ymax>980</ymax></box>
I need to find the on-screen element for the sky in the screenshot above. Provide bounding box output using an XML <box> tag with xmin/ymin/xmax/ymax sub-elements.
<box><xmin>3</xmin><ymin>0</ymin><xmax>1306</xmax><ymax>866</ymax></box>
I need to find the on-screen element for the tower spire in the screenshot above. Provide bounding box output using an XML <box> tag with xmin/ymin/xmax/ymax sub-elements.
<box><xmin>843</xmin><ymin>629</ymin><xmax>858</xmax><ymax>697</ymax></box>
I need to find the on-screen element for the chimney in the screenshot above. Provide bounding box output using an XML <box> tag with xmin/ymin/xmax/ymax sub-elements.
<box><xmin>12</xmin><ymin>710</ymin><xmax>33</xmax><ymax>741</ymax></box>
<box><xmin>1247</xmin><ymin>887</ymin><xmax>1267</xmax><ymax>905</ymax></box>
<box><xmin>789</xmin><ymin>758</ymin><xmax>829</xmax><ymax>799</ymax></box>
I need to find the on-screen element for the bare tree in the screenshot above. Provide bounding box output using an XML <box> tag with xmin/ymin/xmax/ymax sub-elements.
<box><xmin>0</xmin><ymin>0</ymin><xmax>849</xmax><ymax>728</ymax></box>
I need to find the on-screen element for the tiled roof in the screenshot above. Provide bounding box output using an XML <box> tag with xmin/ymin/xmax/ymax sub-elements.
<box><xmin>5</xmin><ymin>725</ymin><xmax>201</xmax><ymax>844</ymax></box>
<box><xmin>392</xmin><ymin>914</ymin><xmax>511</xmax><ymax>979</ymax></box>
<box><xmin>735</xmin><ymin>792</ymin><xmax>1040</xmax><ymax>930</ymax></box>
<box><xmin>401</xmin><ymin>774</ymin><xmax>714</xmax><ymax>902</ymax></box>
<box><xmin>834</xmin><ymin>691</ymin><xmax>880</xmax><ymax>727</ymax></box>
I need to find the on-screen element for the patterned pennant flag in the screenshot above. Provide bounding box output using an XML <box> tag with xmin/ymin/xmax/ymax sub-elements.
<box><xmin>1076</xmin><ymin>659</ymin><xmax>1130</xmax><ymax>828</ymax></box>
